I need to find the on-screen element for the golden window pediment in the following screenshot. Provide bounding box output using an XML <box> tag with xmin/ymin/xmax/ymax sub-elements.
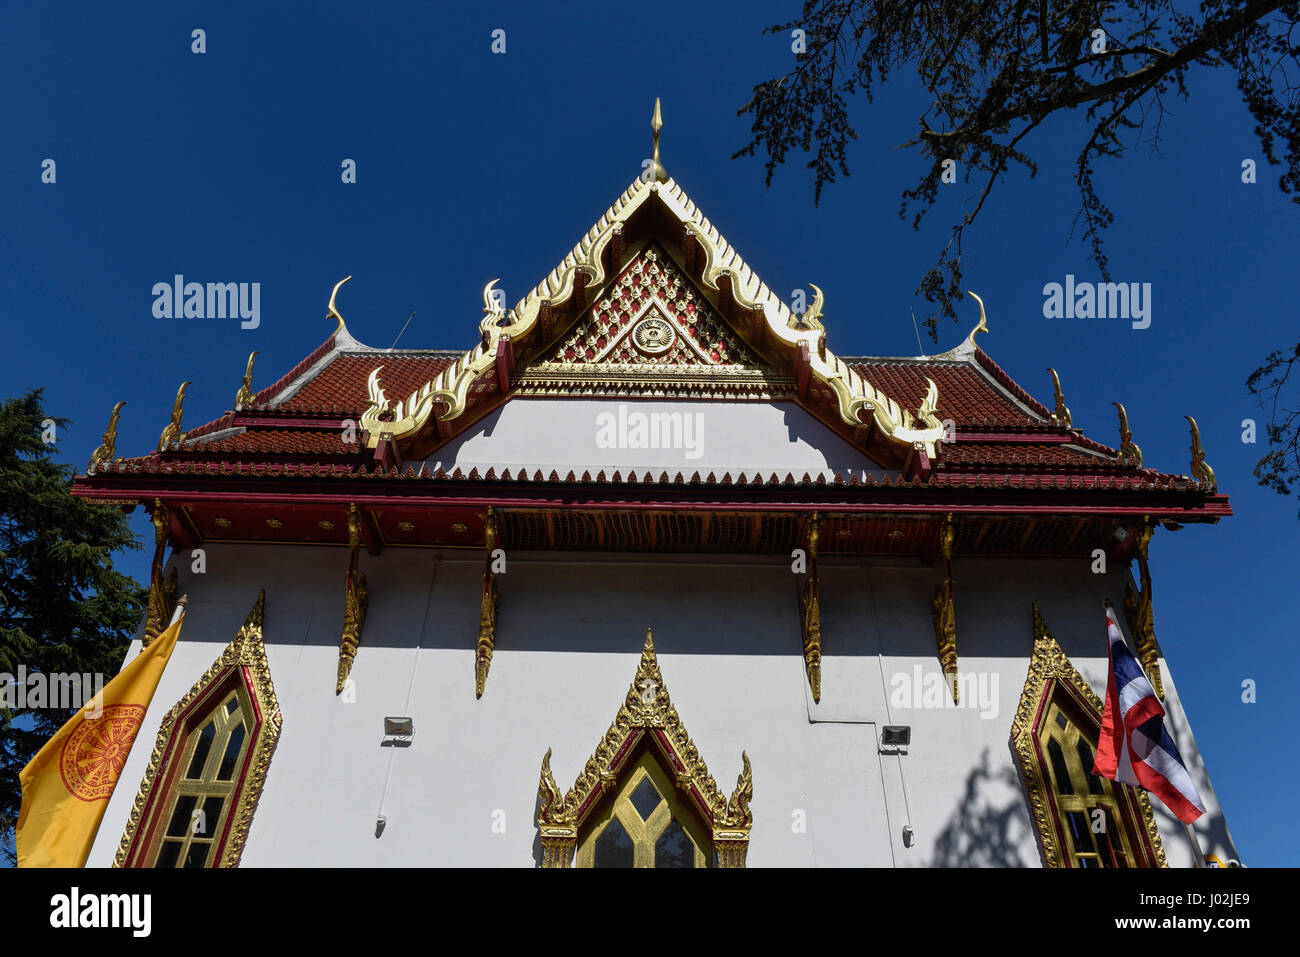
<box><xmin>536</xmin><ymin>629</ymin><xmax>752</xmax><ymax>868</ymax></box>
<box><xmin>115</xmin><ymin>591</ymin><xmax>281</xmax><ymax>868</ymax></box>
<box><xmin>1011</xmin><ymin>603</ymin><xmax>1166</xmax><ymax>868</ymax></box>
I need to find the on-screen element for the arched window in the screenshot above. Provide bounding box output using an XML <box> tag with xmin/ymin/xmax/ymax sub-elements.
<box><xmin>1012</xmin><ymin>604</ymin><xmax>1166</xmax><ymax>868</ymax></box>
<box><xmin>116</xmin><ymin>591</ymin><xmax>280</xmax><ymax>868</ymax></box>
<box><xmin>537</xmin><ymin>629</ymin><xmax>752</xmax><ymax>869</ymax></box>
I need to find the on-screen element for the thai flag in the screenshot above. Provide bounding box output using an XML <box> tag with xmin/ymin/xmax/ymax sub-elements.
<box><xmin>1093</xmin><ymin>606</ymin><xmax>1205</xmax><ymax>824</ymax></box>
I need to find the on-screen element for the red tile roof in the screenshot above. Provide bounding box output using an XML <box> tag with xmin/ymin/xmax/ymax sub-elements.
<box><xmin>91</xmin><ymin>334</ymin><xmax>1211</xmax><ymax>500</ymax></box>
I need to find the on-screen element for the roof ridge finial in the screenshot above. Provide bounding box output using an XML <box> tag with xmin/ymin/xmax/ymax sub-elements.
<box><xmin>646</xmin><ymin>98</ymin><xmax>668</xmax><ymax>184</ymax></box>
<box><xmin>327</xmin><ymin>276</ymin><xmax>353</xmax><ymax>335</ymax></box>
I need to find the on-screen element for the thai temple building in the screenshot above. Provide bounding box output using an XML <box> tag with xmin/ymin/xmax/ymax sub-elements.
<box><xmin>72</xmin><ymin>102</ymin><xmax>1237</xmax><ymax>868</ymax></box>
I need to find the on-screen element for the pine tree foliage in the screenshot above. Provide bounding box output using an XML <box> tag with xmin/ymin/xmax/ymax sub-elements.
<box><xmin>0</xmin><ymin>390</ymin><xmax>147</xmax><ymax>864</ymax></box>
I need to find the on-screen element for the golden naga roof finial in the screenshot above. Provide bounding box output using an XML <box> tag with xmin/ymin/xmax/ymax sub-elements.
<box><xmin>963</xmin><ymin>291</ymin><xmax>989</xmax><ymax>348</ymax></box>
<box><xmin>646</xmin><ymin>97</ymin><xmax>668</xmax><ymax>184</ymax></box>
<box><xmin>157</xmin><ymin>382</ymin><xmax>190</xmax><ymax>452</ymax></box>
<box><xmin>1047</xmin><ymin>368</ymin><xmax>1072</xmax><ymax>428</ymax></box>
<box><xmin>327</xmin><ymin>276</ymin><xmax>353</xmax><ymax>335</ymax></box>
<box><xmin>479</xmin><ymin>278</ymin><xmax>506</xmax><ymax>340</ymax></box>
<box><xmin>1112</xmin><ymin>401</ymin><xmax>1143</xmax><ymax>468</ymax></box>
<box><xmin>235</xmin><ymin>351</ymin><xmax>258</xmax><ymax>409</ymax></box>
<box><xmin>1185</xmin><ymin>415</ymin><xmax>1218</xmax><ymax>493</ymax></box>
<box><xmin>88</xmin><ymin>401</ymin><xmax>125</xmax><ymax>473</ymax></box>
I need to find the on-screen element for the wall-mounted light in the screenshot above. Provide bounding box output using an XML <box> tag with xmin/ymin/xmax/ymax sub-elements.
<box><xmin>881</xmin><ymin>725</ymin><xmax>910</xmax><ymax>748</ymax></box>
<box><xmin>384</xmin><ymin>716</ymin><xmax>414</xmax><ymax>737</ymax></box>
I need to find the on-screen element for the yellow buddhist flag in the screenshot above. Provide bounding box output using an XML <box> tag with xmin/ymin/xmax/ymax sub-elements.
<box><xmin>16</xmin><ymin>602</ymin><xmax>186</xmax><ymax>867</ymax></box>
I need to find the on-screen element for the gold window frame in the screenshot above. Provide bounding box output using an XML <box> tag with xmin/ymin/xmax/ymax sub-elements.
<box><xmin>115</xmin><ymin>591</ymin><xmax>281</xmax><ymax>867</ymax></box>
<box><xmin>536</xmin><ymin>629</ymin><xmax>753</xmax><ymax>868</ymax></box>
<box><xmin>1011</xmin><ymin>605</ymin><xmax>1166</xmax><ymax>868</ymax></box>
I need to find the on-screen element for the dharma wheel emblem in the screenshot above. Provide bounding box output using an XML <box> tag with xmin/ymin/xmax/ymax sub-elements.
<box><xmin>631</xmin><ymin>315</ymin><xmax>675</xmax><ymax>356</ymax></box>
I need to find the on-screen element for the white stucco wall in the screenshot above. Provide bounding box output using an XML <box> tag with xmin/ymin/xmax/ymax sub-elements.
<box><xmin>85</xmin><ymin>544</ymin><xmax>1237</xmax><ymax>868</ymax></box>
<box><xmin>413</xmin><ymin>398</ymin><xmax>887</xmax><ymax>481</ymax></box>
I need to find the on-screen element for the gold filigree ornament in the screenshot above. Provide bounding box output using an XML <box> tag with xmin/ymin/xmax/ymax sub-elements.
<box><xmin>88</xmin><ymin>401</ymin><xmax>125</xmax><ymax>473</ymax></box>
<box><xmin>931</xmin><ymin>512</ymin><xmax>959</xmax><ymax>702</ymax></box>
<box><xmin>360</xmin><ymin>101</ymin><xmax>947</xmax><ymax>463</ymax></box>
<box><xmin>537</xmin><ymin>629</ymin><xmax>753</xmax><ymax>868</ymax></box>
<box><xmin>336</xmin><ymin>503</ymin><xmax>368</xmax><ymax>694</ymax></box>
<box><xmin>1184</xmin><ymin>415</ymin><xmax>1217</xmax><ymax>493</ymax></box>
<box><xmin>157</xmin><ymin>381</ymin><xmax>190</xmax><ymax>452</ymax></box>
<box><xmin>1123</xmin><ymin>518</ymin><xmax>1163</xmax><ymax>699</ymax></box>
<box><xmin>1011</xmin><ymin>603</ymin><xmax>1166</xmax><ymax>868</ymax></box>
<box><xmin>116</xmin><ymin>591</ymin><xmax>282</xmax><ymax>868</ymax></box>
<box><xmin>143</xmin><ymin>499</ymin><xmax>177</xmax><ymax>648</ymax></box>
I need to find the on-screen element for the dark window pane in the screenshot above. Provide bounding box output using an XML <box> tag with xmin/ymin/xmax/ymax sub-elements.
<box><xmin>166</xmin><ymin>794</ymin><xmax>199</xmax><ymax>837</ymax></box>
<box><xmin>225</xmin><ymin>697</ymin><xmax>239</xmax><ymax>715</ymax></box>
<box><xmin>1067</xmin><ymin>811</ymin><xmax>1095</xmax><ymax>854</ymax></box>
<box><xmin>195</xmin><ymin>796</ymin><xmax>224</xmax><ymax>836</ymax></box>
<box><xmin>629</xmin><ymin>777</ymin><xmax>662</xmax><ymax>821</ymax></box>
<box><xmin>184</xmin><ymin>842</ymin><xmax>210</xmax><ymax>868</ymax></box>
<box><xmin>156</xmin><ymin>840</ymin><xmax>182</xmax><ymax>868</ymax></box>
<box><xmin>1103</xmin><ymin>809</ymin><xmax>1127</xmax><ymax>868</ymax></box>
<box><xmin>1079</xmin><ymin>857</ymin><xmax>1099</xmax><ymax>868</ymax></box>
<box><xmin>655</xmin><ymin>819</ymin><xmax>695</xmax><ymax>868</ymax></box>
<box><xmin>1077</xmin><ymin>740</ymin><xmax>1105</xmax><ymax>794</ymax></box>
<box><xmin>1054</xmin><ymin>710</ymin><xmax>1068</xmax><ymax>729</ymax></box>
<box><xmin>216</xmin><ymin>722</ymin><xmax>246</xmax><ymax>780</ymax></box>
<box><xmin>594</xmin><ymin>817</ymin><xmax>634</xmax><ymax>868</ymax></box>
<box><xmin>186</xmin><ymin>722</ymin><xmax>216</xmax><ymax>779</ymax></box>
<box><xmin>1047</xmin><ymin>739</ymin><xmax>1074</xmax><ymax>795</ymax></box>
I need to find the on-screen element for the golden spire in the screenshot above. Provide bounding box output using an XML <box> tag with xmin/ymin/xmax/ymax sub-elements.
<box><xmin>327</xmin><ymin>276</ymin><xmax>352</xmax><ymax>335</ymax></box>
<box><xmin>646</xmin><ymin>98</ymin><xmax>668</xmax><ymax>184</ymax></box>
<box><xmin>88</xmin><ymin>401</ymin><xmax>125</xmax><ymax>473</ymax></box>
<box><xmin>157</xmin><ymin>382</ymin><xmax>190</xmax><ymax>452</ymax></box>
<box><xmin>235</xmin><ymin>351</ymin><xmax>258</xmax><ymax>409</ymax></box>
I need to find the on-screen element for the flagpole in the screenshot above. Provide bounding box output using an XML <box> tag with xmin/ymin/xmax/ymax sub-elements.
<box><xmin>168</xmin><ymin>595</ymin><xmax>188</xmax><ymax>627</ymax></box>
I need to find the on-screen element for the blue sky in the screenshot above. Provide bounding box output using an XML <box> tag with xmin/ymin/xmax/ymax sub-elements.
<box><xmin>2</xmin><ymin>1</ymin><xmax>1296</xmax><ymax>866</ymax></box>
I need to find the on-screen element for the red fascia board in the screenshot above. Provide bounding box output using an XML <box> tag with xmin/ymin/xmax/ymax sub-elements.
<box><xmin>70</xmin><ymin>482</ymin><xmax>1232</xmax><ymax>520</ymax></box>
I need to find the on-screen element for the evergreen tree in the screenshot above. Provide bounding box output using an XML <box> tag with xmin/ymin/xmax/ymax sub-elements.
<box><xmin>0</xmin><ymin>390</ymin><xmax>146</xmax><ymax>864</ymax></box>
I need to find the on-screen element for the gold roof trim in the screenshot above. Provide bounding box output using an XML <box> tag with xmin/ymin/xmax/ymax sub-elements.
<box><xmin>362</xmin><ymin>173</ymin><xmax>946</xmax><ymax>456</ymax></box>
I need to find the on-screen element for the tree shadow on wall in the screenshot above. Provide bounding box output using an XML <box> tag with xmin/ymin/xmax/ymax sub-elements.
<box><xmin>928</xmin><ymin>745</ymin><xmax>1038</xmax><ymax>867</ymax></box>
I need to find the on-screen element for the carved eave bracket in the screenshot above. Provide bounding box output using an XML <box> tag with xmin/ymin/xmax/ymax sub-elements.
<box><xmin>798</xmin><ymin>512</ymin><xmax>823</xmax><ymax>703</ymax></box>
<box><xmin>537</xmin><ymin>629</ymin><xmax>752</xmax><ymax>868</ymax></box>
<box><xmin>1123</xmin><ymin>518</ymin><xmax>1163</xmax><ymax>699</ymax></box>
<box><xmin>475</xmin><ymin>506</ymin><xmax>500</xmax><ymax>698</ymax></box>
<box><xmin>143</xmin><ymin>498</ymin><xmax>177</xmax><ymax>648</ymax></box>
<box><xmin>336</xmin><ymin>503</ymin><xmax>369</xmax><ymax>694</ymax></box>
<box><xmin>931</xmin><ymin>512</ymin><xmax>958</xmax><ymax>702</ymax></box>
